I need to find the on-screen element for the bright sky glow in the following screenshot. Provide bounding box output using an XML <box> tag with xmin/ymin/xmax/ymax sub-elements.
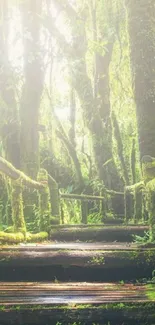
<box><xmin>9</xmin><ymin>7</ymin><xmax>23</xmax><ymax>69</ymax></box>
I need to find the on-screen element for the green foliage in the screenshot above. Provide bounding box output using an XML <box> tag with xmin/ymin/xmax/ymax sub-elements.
<box><xmin>38</xmin><ymin>169</ymin><xmax>51</xmax><ymax>232</ymax></box>
<box><xmin>87</xmin><ymin>212</ymin><xmax>103</xmax><ymax>224</ymax></box>
<box><xmin>133</xmin><ymin>231</ymin><xmax>150</xmax><ymax>244</ymax></box>
<box><xmin>61</xmin><ymin>199</ymin><xmax>81</xmax><ymax>224</ymax></box>
<box><xmin>88</xmin><ymin>255</ymin><xmax>105</xmax><ymax>265</ymax></box>
<box><xmin>11</xmin><ymin>181</ymin><xmax>26</xmax><ymax>235</ymax></box>
<box><xmin>0</xmin><ymin>0</ymin><xmax>154</xmax><ymax>232</ymax></box>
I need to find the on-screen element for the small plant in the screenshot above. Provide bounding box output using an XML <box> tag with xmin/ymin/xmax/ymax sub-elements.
<box><xmin>54</xmin><ymin>276</ymin><xmax>59</xmax><ymax>283</ymax></box>
<box><xmin>132</xmin><ymin>230</ymin><xmax>150</xmax><ymax>244</ymax></box>
<box><xmin>88</xmin><ymin>256</ymin><xmax>105</xmax><ymax>265</ymax></box>
<box><xmin>119</xmin><ymin>280</ymin><xmax>124</xmax><ymax>284</ymax></box>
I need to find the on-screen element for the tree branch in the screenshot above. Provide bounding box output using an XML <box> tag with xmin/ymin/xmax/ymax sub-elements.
<box><xmin>0</xmin><ymin>157</ymin><xmax>46</xmax><ymax>190</ymax></box>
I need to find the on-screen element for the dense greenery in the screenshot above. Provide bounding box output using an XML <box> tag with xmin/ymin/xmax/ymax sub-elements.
<box><xmin>0</xmin><ymin>0</ymin><xmax>154</xmax><ymax>242</ymax></box>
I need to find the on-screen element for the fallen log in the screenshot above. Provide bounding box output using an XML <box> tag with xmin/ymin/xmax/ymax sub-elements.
<box><xmin>50</xmin><ymin>225</ymin><xmax>149</xmax><ymax>242</ymax></box>
<box><xmin>0</xmin><ymin>304</ymin><xmax>154</xmax><ymax>325</ymax></box>
<box><xmin>0</xmin><ymin>246</ymin><xmax>154</xmax><ymax>268</ymax></box>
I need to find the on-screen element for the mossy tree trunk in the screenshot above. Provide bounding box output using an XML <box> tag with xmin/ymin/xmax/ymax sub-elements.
<box><xmin>38</xmin><ymin>169</ymin><xmax>51</xmax><ymax>232</ymax></box>
<box><xmin>45</xmin><ymin>0</ymin><xmax>121</xmax><ymax>192</ymax></box>
<box><xmin>90</xmin><ymin>0</ymin><xmax>117</xmax><ymax>189</ymax></box>
<box><xmin>20</xmin><ymin>0</ymin><xmax>44</xmax><ymax>179</ymax></box>
<box><xmin>134</xmin><ymin>189</ymin><xmax>142</xmax><ymax>224</ymax></box>
<box><xmin>131</xmin><ymin>138</ymin><xmax>136</xmax><ymax>185</ymax></box>
<box><xmin>19</xmin><ymin>0</ymin><xmax>44</xmax><ymax>226</ymax></box>
<box><xmin>124</xmin><ymin>187</ymin><xmax>134</xmax><ymax>223</ymax></box>
<box><xmin>112</xmin><ymin>111</ymin><xmax>130</xmax><ymax>186</ymax></box>
<box><xmin>0</xmin><ymin>1</ymin><xmax>20</xmax><ymax>168</ymax></box>
<box><xmin>0</xmin><ymin>175</ymin><xmax>7</xmax><ymax>229</ymax></box>
<box><xmin>48</xmin><ymin>175</ymin><xmax>60</xmax><ymax>225</ymax></box>
<box><xmin>11</xmin><ymin>180</ymin><xmax>26</xmax><ymax>235</ymax></box>
<box><xmin>125</xmin><ymin>0</ymin><xmax>155</xmax><ymax>159</ymax></box>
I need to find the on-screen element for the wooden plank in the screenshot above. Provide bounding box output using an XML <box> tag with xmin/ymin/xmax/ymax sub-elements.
<box><xmin>0</xmin><ymin>283</ymin><xmax>154</xmax><ymax>325</ymax></box>
<box><xmin>60</xmin><ymin>191</ymin><xmax>123</xmax><ymax>201</ymax></box>
<box><xmin>0</xmin><ymin>282</ymin><xmax>151</xmax><ymax>304</ymax></box>
<box><xmin>60</xmin><ymin>193</ymin><xmax>105</xmax><ymax>201</ymax></box>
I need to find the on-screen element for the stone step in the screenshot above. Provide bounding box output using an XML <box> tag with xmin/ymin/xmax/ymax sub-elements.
<box><xmin>0</xmin><ymin>282</ymin><xmax>154</xmax><ymax>324</ymax></box>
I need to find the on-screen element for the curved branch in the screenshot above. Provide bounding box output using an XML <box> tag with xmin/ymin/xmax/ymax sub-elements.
<box><xmin>0</xmin><ymin>157</ymin><xmax>46</xmax><ymax>189</ymax></box>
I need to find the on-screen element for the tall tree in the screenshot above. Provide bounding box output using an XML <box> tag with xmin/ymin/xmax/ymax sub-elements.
<box><xmin>125</xmin><ymin>0</ymin><xmax>155</xmax><ymax>158</ymax></box>
<box><xmin>45</xmin><ymin>0</ymin><xmax>121</xmax><ymax>190</ymax></box>
<box><xmin>0</xmin><ymin>1</ymin><xmax>20</xmax><ymax>167</ymax></box>
<box><xmin>20</xmin><ymin>0</ymin><xmax>44</xmax><ymax>178</ymax></box>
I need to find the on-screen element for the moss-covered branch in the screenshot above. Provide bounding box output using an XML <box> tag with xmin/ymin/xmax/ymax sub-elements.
<box><xmin>60</xmin><ymin>191</ymin><xmax>123</xmax><ymax>201</ymax></box>
<box><xmin>0</xmin><ymin>157</ymin><xmax>46</xmax><ymax>189</ymax></box>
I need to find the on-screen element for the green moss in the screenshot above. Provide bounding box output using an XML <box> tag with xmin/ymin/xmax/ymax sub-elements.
<box><xmin>126</xmin><ymin>182</ymin><xmax>145</xmax><ymax>194</ymax></box>
<box><xmin>127</xmin><ymin>250</ymin><xmax>140</xmax><ymax>261</ymax></box>
<box><xmin>1</xmin><ymin>302</ymin><xmax>155</xmax><ymax>312</ymax></box>
<box><xmin>26</xmin><ymin>231</ymin><xmax>48</xmax><ymax>242</ymax></box>
<box><xmin>0</xmin><ymin>157</ymin><xmax>45</xmax><ymax>190</ymax></box>
<box><xmin>11</xmin><ymin>180</ymin><xmax>26</xmax><ymax>235</ymax></box>
<box><xmin>124</xmin><ymin>187</ymin><xmax>134</xmax><ymax>222</ymax></box>
<box><xmin>142</xmin><ymin>158</ymin><xmax>155</xmax><ymax>183</ymax></box>
<box><xmin>22</xmin><ymin>188</ymin><xmax>38</xmax><ymax>231</ymax></box>
<box><xmin>145</xmin><ymin>179</ymin><xmax>155</xmax><ymax>241</ymax></box>
<box><xmin>38</xmin><ymin>169</ymin><xmax>51</xmax><ymax>232</ymax></box>
<box><xmin>124</xmin><ymin>182</ymin><xmax>144</xmax><ymax>224</ymax></box>
<box><xmin>88</xmin><ymin>256</ymin><xmax>105</xmax><ymax>265</ymax></box>
<box><xmin>144</xmin><ymin>249</ymin><xmax>155</xmax><ymax>264</ymax></box>
<box><xmin>48</xmin><ymin>175</ymin><xmax>60</xmax><ymax>224</ymax></box>
<box><xmin>146</xmin><ymin>178</ymin><xmax>155</xmax><ymax>192</ymax></box>
<box><xmin>134</xmin><ymin>188</ymin><xmax>142</xmax><ymax>223</ymax></box>
<box><xmin>0</xmin><ymin>231</ymin><xmax>48</xmax><ymax>244</ymax></box>
<box><xmin>0</xmin><ymin>231</ymin><xmax>24</xmax><ymax>243</ymax></box>
<box><xmin>146</xmin><ymin>284</ymin><xmax>155</xmax><ymax>300</ymax></box>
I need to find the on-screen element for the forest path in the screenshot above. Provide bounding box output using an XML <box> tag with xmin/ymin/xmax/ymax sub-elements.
<box><xmin>0</xmin><ymin>282</ymin><xmax>155</xmax><ymax>324</ymax></box>
<box><xmin>0</xmin><ymin>226</ymin><xmax>155</xmax><ymax>324</ymax></box>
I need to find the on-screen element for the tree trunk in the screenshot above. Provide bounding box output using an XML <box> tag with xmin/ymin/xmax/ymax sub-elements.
<box><xmin>125</xmin><ymin>0</ymin><xmax>155</xmax><ymax>158</ymax></box>
<box><xmin>0</xmin><ymin>0</ymin><xmax>20</xmax><ymax>168</ymax></box>
<box><xmin>20</xmin><ymin>0</ymin><xmax>44</xmax><ymax>178</ymax></box>
<box><xmin>47</xmin><ymin>0</ymin><xmax>122</xmax><ymax>191</ymax></box>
